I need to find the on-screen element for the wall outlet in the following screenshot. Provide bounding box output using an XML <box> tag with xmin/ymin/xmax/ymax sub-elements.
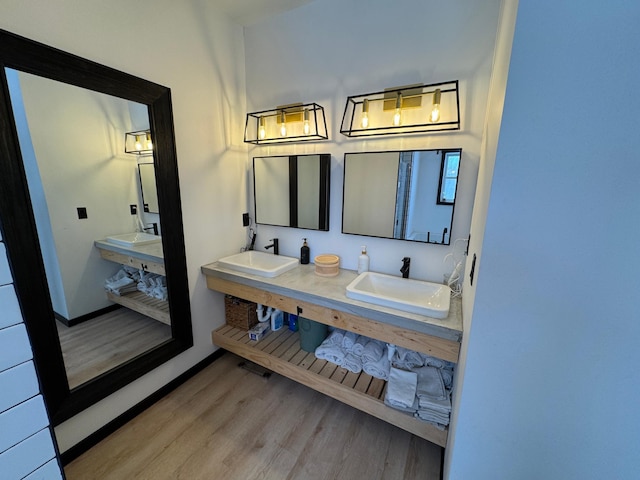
<box><xmin>242</xmin><ymin>213</ymin><xmax>250</xmax><ymax>227</ymax></box>
<box><xmin>77</xmin><ymin>207</ymin><xmax>87</xmax><ymax>219</ymax></box>
<box><xmin>130</xmin><ymin>204</ymin><xmax>137</xmax><ymax>215</ymax></box>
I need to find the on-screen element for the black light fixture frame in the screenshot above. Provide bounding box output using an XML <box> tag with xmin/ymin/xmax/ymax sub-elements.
<box><xmin>244</xmin><ymin>102</ymin><xmax>328</xmax><ymax>145</ymax></box>
<box><xmin>125</xmin><ymin>129</ymin><xmax>153</xmax><ymax>156</ymax></box>
<box><xmin>340</xmin><ymin>80</ymin><xmax>460</xmax><ymax>137</ymax></box>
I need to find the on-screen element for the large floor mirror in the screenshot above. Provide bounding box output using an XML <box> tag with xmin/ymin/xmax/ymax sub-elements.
<box><xmin>0</xmin><ymin>30</ymin><xmax>193</xmax><ymax>423</ymax></box>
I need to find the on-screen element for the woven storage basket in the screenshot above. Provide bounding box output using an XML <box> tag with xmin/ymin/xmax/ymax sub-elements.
<box><xmin>224</xmin><ymin>295</ymin><xmax>258</xmax><ymax>330</ymax></box>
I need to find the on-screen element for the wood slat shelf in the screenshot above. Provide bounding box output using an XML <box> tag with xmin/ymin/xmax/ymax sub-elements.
<box><xmin>106</xmin><ymin>291</ymin><xmax>170</xmax><ymax>325</ymax></box>
<box><xmin>212</xmin><ymin>324</ymin><xmax>448</xmax><ymax>447</ymax></box>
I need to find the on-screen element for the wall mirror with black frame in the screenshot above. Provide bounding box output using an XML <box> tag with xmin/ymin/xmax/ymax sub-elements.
<box><xmin>0</xmin><ymin>29</ymin><xmax>193</xmax><ymax>424</ymax></box>
<box><xmin>342</xmin><ymin>149</ymin><xmax>461</xmax><ymax>245</ymax></box>
<box><xmin>253</xmin><ymin>154</ymin><xmax>331</xmax><ymax>231</ymax></box>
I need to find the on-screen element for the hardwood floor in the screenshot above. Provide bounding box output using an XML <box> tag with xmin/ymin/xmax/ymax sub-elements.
<box><xmin>64</xmin><ymin>352</ymin><xmax>443</xmax><ymax>480</ymax></box>
<box><xmin>56</xmin><ymin>308</ymin><xmax>172</xmax><ymax>388</ymax></box>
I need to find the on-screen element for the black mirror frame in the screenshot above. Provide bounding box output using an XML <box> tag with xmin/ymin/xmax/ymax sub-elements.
<box><xmin>0</xmin><ymin>29</ymin><xmax>193</xmax><ymax>424</ymax></box>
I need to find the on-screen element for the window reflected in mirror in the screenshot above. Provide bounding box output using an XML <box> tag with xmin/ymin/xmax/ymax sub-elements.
<box><xmin>253</xmin><ymin>154</ymin><xmax>330</xmax><ymax>231</ymax></box>
<box><xmin>342</xmin><ymin>149</ymin><xmax>462</xmax><ymax>245</ymax></box>
<box><xmin>139</xmin><ymin>163</ymin><xmax>159</xmax><ymax>213</ymax></box>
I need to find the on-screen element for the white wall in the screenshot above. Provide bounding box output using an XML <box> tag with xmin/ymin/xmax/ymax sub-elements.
<box><xmin>0</xmin><ymin>0</ymin><xmax>248</xmax><ymax>452</ymax></box>
<box><xmin>16</xmin><ymin>71</ymin><xmax>145</xmax><ymax>319</ymax></box>
<box><xmin>448</xmin><ymin>2</ymin><xmax>640</xmax><ymax>478</ymax></box>
<box><xmin>244</xmin><ymin>0</ymin><xmax>502</xmax><ymax>282</ymax></box>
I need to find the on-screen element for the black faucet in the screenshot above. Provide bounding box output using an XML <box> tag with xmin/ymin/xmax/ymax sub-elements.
<box><xmin>143</xmin><ymin>222</ymin><xmax>158</xmax><ymax>236</ymax></box>
<box><xmin>400</xmin><ymin>257</ymin><xmax>411</xmax><ymax>278</ymax></box>
<box><xmin>265</xmin><ymin>238</ymin><xmax>279</xmax><ymax>255</ymax></box>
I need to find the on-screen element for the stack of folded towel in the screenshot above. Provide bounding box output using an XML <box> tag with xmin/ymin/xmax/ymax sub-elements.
<box><xmin>314</xmin><ymin>332</ymin><xmax>455</xmax><ymax>423</ymax></box>
<box><xmin>104</xmin><ymin>269</ymin><xmax>137</xmax><ymax>296</ymax></box>
<box><xmin>383</xmin><ymin>363</ymin><xmax>452</xmax><ymax>429</ymax></box>
<box><xmin>314</xmin><ymin>329</ymin><xmax>390</xmax><ymax>379</ymax></box>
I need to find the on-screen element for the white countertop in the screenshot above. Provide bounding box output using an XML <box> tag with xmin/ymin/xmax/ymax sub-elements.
<box><xmin>94</xmin><ymin>239</ymin><xmax>164</xmax><ymax>263</ymax></box>
<box><xmin>201</xmin><ymin>261</ymin><xmax>463</xmax><ymax>343</ymax></box>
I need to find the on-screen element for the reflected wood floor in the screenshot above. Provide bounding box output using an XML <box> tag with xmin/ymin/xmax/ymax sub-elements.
<box><xmin>56</xmin><ymin>308</ymin><xmax>172</xmax><ymax>388</ymax></box>
<box><xmin>65</xmin><ymin>352</ymin><xmax>442</xmax><ymax>480</ymax></box>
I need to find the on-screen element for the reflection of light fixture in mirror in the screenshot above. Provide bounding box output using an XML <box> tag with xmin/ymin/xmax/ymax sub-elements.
<box><xmin>258</xmin><ymin>116</ymin><xmax>266</xmax><ymax>140</ymax></box>
<box><xmin>340</xmin><ymin>80</ymin><xmax>460</xmax><ymax>137</ymax></box>
<box><xmin>303</xmin><ymin>109</ymin><xmax>310</xmax><ymax>135</ymax></box>
<box><xmin>430</xmin><ymin>89</ymin><xmax>441</xmax><ymax>123</ymax></box>
<box><xmin>125</xmin><ymin>129</ymin><xmax>153</xmax><ymax>156</ymax></box>
<box><xmin>361</xmin><ymin>98</ymin><xmax>369</xmax><ymax>128</ymax></box>
<box><xmin>244</xmin><ymin>102</ymin><xmax>328</xmax><ymax>144</ymax></box>
<box><xmin>393</xmin><ymin>92</ymin><xmax>402</xmax><ymax>126</ymax></box>
<box><xmin>279</xmin><ymin>111</ymin><xmax>287</xmax><ymax>137</ymax></box>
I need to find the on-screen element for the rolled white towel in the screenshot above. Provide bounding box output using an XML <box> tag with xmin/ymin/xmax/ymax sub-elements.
<box><xmin>362</xmin><ymin>347</ymin><xmax>390</xmax><ymax>380</ymax></box>
<box><xmin>421</xmin><ymin>353</ymin><xmax>455</xmax><ymax>371</ymax></box>
<box><xmin>342</xmin><ymin>352</ymin><xmax>362</xmax><ymax>374</ymax></box>
<box><xmin>361</xmin><ymin>339</ymin><xmax>385</xmax><ymax>363</ymax></box>
<box><xmin>342</xmin><ymin>331</ymin><xmax>358</xmax><ymax>350</ymax></box>
<box><xmin>350</xmin><ymin>335</ymin><xmax>368</xmax><ymax>356</ymax></box>
<box><xmin>393</xmin><ymin>346</ymin><xmax>424</xmax><ymax>369</ymax></box>
<box><xmin>315</xmin><ymin>342</ymin><xmax>345</xmax><ymax>366</ymax></box>
<box><xmin>385</xmin><ymin>367</ymin><xmax>418</xmax><ymax>409</ymax></box>
<box><xmin>323</xmin><ymin>329</ymin><xmax>345</xmax><ymax>346</ymax></box>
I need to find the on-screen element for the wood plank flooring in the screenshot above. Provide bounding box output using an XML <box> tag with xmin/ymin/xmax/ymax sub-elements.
<box><xmin>64</xmin><ymin>352</ymin><xmax>443</xmax><ymax>480</ymax></box>
<box><xmin>56</xmin><ymin>308</ymin><xmax>172</xmax><ymax>388</ymax></box>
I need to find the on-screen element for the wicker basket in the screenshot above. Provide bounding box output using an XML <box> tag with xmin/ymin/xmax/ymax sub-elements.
<box><xmin>224</xmin><ymin>295</ymin><xmax>258</xmax><ymax>330</ymax></box>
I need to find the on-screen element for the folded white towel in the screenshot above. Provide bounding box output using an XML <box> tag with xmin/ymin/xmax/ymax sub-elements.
<box><xmin>361</xmin><ymin>339</ymin><xmax>385</xmax><ymax>363</ymax></box>
<box><xmin>342</xmin><ymin>352</ymin><xmax>362</xmax><ymax>374</ymax></box>
<box><xmin>362</xmin><ymin>352</ymin><xmax>390</xmax><ymax>380</ymax></box>
<box><xmin>342</xmin><ymin>331</ymin><xmax>358</xmax><ymax>350</ymax></box>
<box><xmin>415</xmin><ymin>366</ymin><xmax>446</xmax><ymax>401</ymax></box>
<box><xmin>384</xmin><ymin>394</ymin><xmax>418</xmax><ymax>413</ymax></box>
<box><xmin>417</xmin><ymin>393</ymin><xmax>451</xmax><ymax>414</ymax></box>
<box><xmin>350</xmin><ymin>335</ymin><xmax>368</xmax><ymax>356</ymax></box>
<box><xmin>385</xmin><ymin>367</ymin><xmax>418</xmax><ymax>409</ymax></box>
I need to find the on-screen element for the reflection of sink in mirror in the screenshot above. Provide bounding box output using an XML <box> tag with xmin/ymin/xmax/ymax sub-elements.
<box><xmin>217</xmin><ymin>251</ymin><xmax>298</xmax><ymax>278</ymax></box>
<box><xmin>106</xmin><ymin>232</ymin><xmax>162</xmax><ymax>247</ymax></box>
<box><xmin>346</xmin><ymin>271</ymin><xmax>451</xmax><ymax>319</ymax></box>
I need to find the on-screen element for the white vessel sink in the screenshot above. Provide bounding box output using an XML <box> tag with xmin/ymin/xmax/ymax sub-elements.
<box><xmin>106</xmin><ymin>232</ymin><xmax>161</xmax><ymax>247</ymax></box>
<box><xmin>346</xmin><ymin>271</ymin><xmax>451</xmax><ymax>319</ymax></box>
<box><xmin>217</xmin><ymin>251</ymin><xmax>299</xmax><ymax>278</ymax></box>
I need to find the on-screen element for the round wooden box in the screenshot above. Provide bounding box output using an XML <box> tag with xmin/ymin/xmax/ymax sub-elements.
<box><xmin>314</xmin><ymin>254</ymin><xmax>340</xmax><ymax>277</ymax></box>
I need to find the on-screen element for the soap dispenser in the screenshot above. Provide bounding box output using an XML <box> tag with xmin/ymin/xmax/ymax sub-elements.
<box><xmin>358</xmin><ymin>246</ymin><xmax>369</xmax><ymax>274</ymax></box>
<box><xmin>300</xmin><ymin>238</ymin><xmax>310</xmax><ymax>264</ymax></box>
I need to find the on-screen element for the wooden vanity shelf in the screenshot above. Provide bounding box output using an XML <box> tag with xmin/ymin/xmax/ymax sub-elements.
<box><xmin>212</xmin><ymin>323</ymin><xmax>448</xmax><ymax>447</ymax></box>
<box><xmin>106</xmin><ymin>291</ymin><xmax>170</xmax><ymax>325</ymax></box>
<box><xmin>95</xmin><ymin>242</ymin><xmax>169</xmax><ymax>325</ymax></box>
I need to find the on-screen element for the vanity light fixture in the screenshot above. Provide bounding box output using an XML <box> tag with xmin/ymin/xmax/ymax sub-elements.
<box><xmin>244</xmin><ymin>102</ymin><xmax>328</xmax><ymax>144</ymax></box>
<box><xmin>340</xmin><ymin>80</ymin><xmax>460</xmax><ymax>137</ymax></box>
<box><xmin>125</xmin><ymin>129</ymin><xmax>153</xmax><ymax>156</ymax></box>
